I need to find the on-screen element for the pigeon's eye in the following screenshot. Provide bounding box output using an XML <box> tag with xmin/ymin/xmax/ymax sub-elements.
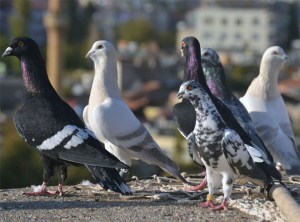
<box><xmin>18</xmin><ymin>41</ymin><xmax>24</xmax><ymax>47</ymax></box>
<box><xmin>97</xmin><ymin>45</ymin><xmax>103</xmax><ymax>49</ymax></box>
<box><xmin>181</xmin><ymin>42</ymin><xmax>186</xmax><ymax>49</ymax></box>
<box><xmin>272</xmin><ymin>51</ymin><xmax>279</xmax><ymax>55</ymax></box>
<box><xmin>186</xmin><ymin>84</ymin><xmax>193</xmax><ymax>91</ymax></box>
<box><xmin>203</xmin><ymin>51</ymin><xmax>209</xmax><ymax>57</ymax></box>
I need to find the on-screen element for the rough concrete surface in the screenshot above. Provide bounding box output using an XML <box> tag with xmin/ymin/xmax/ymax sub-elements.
<box><xmin>0</xmin><ymin>175</ymin><xmax>299</xmax><ymax>222</ymax></box>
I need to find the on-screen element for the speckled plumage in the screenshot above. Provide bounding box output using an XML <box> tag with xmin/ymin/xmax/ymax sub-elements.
<box><xmin>177</xmin><ymin>80</ymin><xmax>279</xmax><ymax>210</ymax></box>
<box><xmin>174</xmin><ymin>37</ymin><xmax>281</xmax><ymax>209</ymax></box>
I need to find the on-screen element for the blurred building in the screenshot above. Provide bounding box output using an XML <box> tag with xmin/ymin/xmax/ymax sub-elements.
<box><xmin>0</xmin><ymin>0</ymin><xmax>47</xmax><ymax>46</ymax></box>
<box><xmin>177</xmin><ymin>0</ymin><xmax>295</xmax><ymax>57</ymax></box>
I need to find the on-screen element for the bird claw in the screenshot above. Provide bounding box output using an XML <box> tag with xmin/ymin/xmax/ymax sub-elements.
<box><xmin>23</xmin><ymin>189</ymin><xmax>63</xmax><ymax>196</ymax></box>
<box><xmin>199</xmin><ymin>200</ymin><xmax>228</xmax><ymax>211</ymax></box>
<box><xmin>23</xmin><ymin>184</ymin><xmax>64</xmax><ymax>196</ymax></box>
<box><xmin>185</xmin><ymin>179</ymin><xmax>207</xmax><ymax>191</ymax></box>
<box><xmin>211</xmin><ymin>203</ymin><xmax>228</xmax><ymax>211</ymax></box>
<box><xmin>198</xmin><ymin>200</ymin><xmax>216</xmax><ymax>208</ymax></box>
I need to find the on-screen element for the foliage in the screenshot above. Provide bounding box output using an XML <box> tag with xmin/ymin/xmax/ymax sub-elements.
<box><xmin>4</xmin><ymin>0</ymin><xmax>30</xmax><ymax>74</ymax></box>
<box><xmin>9</xmin><ymin>0</ymin><xmax>30</xmax><ymax>37</ymax></box>
<box><xmin>0</xmin><ymin>34</ymin><xmax>19</xmax><ymax>73</ymax></box>
<box><xmin>63</xmin><ymin>1</ymin><xmax>98</xmax><ymax>70</ymax></box>
<box><xmin>117</xmin><ymin>19</ymin><xmax>155</xmax><ymax>44</ymax></box>
<box><xmin>0</xmin><ymin>118</ymin><xmax>41</xmax><ymax>188</ymax></box>
<box><xmin>0</xmin><ymin>117</ymin><xmax>94</xmax><ymax>189</ymax></box>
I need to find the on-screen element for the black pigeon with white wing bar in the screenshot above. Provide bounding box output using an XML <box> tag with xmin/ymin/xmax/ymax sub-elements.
<box><xmin>2</xmin><ymin>37</ymin><xmax>131</xmax><ymax>196</ymax></box>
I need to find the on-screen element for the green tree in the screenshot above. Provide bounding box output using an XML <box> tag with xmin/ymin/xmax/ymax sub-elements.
<box><xmin>9</xmin><ymin>0</ymin><xmax>30</xmax><ymax>37</ymax></box>
<box><xmin>0</xmin><ymin>118</ymin><xmax>94</xmax><ymax>189</ymax></box>
<box><xmin>6</xmin><ymin>0</ymin><xmax>30</xmax><ymax>73</ymax></box>
<box><xmin>117</xmin><ymin>19</ymin><xmax>155</xmax><ymax>44</ymax></box>
<box><xmin>64</xmin><ymin>1</ymin><xmax>98</xmax><ymax>70</ymax></box>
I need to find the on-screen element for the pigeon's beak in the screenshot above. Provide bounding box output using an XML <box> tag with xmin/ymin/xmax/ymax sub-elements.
<box><xmin>177</xmin><ymin>91</ymin><xmax>184</xmax><ymax>99</ymax></box>
<box><xmin>85</xmin><ymin>50</ymin><xmax>94</xmax><ymax>59</ymax></box>
<box><xmin>2</xmin><ymin>47</ymin><xmax>13</xmax><ymax>58</ymax></box>
<box><xmin>282</xmin><ymin>55</ymin><xmax>292</xmax><ymax>64</ymax></box>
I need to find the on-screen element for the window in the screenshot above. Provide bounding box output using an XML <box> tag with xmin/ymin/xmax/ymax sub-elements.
<box><xmin>203</xmin><ymin>32</ymin><xmax>213</xmax><ymax>39</ymax></box>
<box><xmin>204</xmin><ymin>17</ymin><xmax>214</xmax><ymax>25</ymax></box>
<box><xmin>221</xmin><ymin>18</ymin><xmax>228</xmax><ymax>25</ymax></box>
<box><xmin>235</xmin><ymin>33</ymin><xmax>242</xmax><ymax>40</ymax></box>
<box><xmin>235</xmin><ymin>18</ymin><xmax>242</xmax><ymax>25</ymax></box>
<box><xmin>253</xmin><ymin>17</ymin><xmax>259</xmax><ymax>25</ymax></box>
<box><xmin>252</xmin><ymin>33</ymin><xmax>259</xmax><ymax>40</ymax></box>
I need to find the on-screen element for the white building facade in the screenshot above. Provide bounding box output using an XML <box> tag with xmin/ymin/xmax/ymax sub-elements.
<box><xmin>177</xmin><ymin>3</ymin><xmax>291</xmax><ymax>55</ymax></box>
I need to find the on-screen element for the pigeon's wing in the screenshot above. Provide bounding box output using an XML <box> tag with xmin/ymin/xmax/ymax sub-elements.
<box><xmin>172</xmin><ymin>99</ymin><xmax>196</xmax><ymax>138</ymax></box>
<box><xmin>240</xmin><ymin>95</ymin><xmax>300</xmax><ymax>175</ymax></box>
<box><xmin>272</xmin><ymin>97</ymin><xmax>298</xmax><ymax>147</ymax></box>
<box><xmin>226</xmin><ymin>96</ymin><xmax>274</xmax><ymax>164</ymax></box>
<box><xmin>222</xmin><ymin>129</ymin><xmax>268</xmax><ymax>184</ymax></box>
<box><xmin>187</xmin><ymin>133</ymin><xmax>203</xmax><ymax>166</ymax></box>
<box><xmin>38</xmin><ymin>125</ymin><xmax>127</xmax><ymax>169</ymax></box>
<box><xmin>92</xmin><ymin>98</ymin><xmax>187</xmax><ymax>181</ymax></box>
<box><xmin>83</xmin><ymin>105</ymin><xmax>92</xmax><ymax>130</ymax></box>
<box><xmin>13</xmin><ymin>98</ymin><xmax>127</xmax><ymax>169</ymax></box>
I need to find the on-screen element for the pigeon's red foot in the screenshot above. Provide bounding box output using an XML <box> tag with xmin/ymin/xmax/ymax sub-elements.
<box><xmin>23</xmin><ymin>183</ymin><xmax>64</xmax><ymax>196</ymax></box>
<box><xmin>199</xmin><ymin>200</ymin><xmax>228</xmax><ymax>211</ymax></box>
<box><xmin>186</xmin><ymin>179</ymin><xmax>207</xmax><ymax>191</ymax></box>
<box><xmin>198</xmin><ymin>200</ymin><xmax>216</xmax><ymax>208</ymax></box>
<box><xmin>211</xmin><ymin>199</ymin><xmax>228</xmax><ymax>211</ymax></box>
<box><xmin>198</xmin><ymin>194</ymin><xmax>228</xmax><ymax>211</ymax></box>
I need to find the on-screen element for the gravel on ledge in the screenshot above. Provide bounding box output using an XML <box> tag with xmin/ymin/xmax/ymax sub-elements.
<box><xmin>1</xmin><ymin>174</ymin><xmax>299</xmax><ymax>222</ymax></box>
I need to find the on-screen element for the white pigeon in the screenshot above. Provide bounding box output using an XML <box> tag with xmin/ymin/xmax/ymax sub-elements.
<box><xmin>240</xmin><ymin>46</ymin><xmax>300</xmax><ymax>175</ymax></box>
<box><xmin>84</xmin><ymin>40</ymin><xmax>188</xmax><ymax>183</ymax></box>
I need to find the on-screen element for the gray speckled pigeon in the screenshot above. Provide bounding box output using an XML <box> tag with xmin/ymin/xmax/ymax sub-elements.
<box><xmin>177</xmin><ymin>80</ymin><xmax>281</xmax><ymax>210</ymax></box>
<box><xmin>240</xmin><ymin>46</ymin><xmax>300</xmax><ymax>175</ymax></box>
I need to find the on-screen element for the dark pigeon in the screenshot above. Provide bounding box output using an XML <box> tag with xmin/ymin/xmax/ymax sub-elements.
<box><xmin>173</xmin><ymin>36</ymin><xmax>281</xmax><ymax>195</ymax></box>
<box><xmin>2</xmin><ymin>37</ymin><xmax>132</xmax><ymax>196</ymax></box>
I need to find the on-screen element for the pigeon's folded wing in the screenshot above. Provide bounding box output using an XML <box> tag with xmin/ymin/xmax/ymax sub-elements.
<box><xmin>37</xmin><ymin>124</ymin><xmax>127</xmax><ymax>168</ymax></box>
<box><xmin>222</xmin><ymin>129</ymin><xmax>278</xmax><ymax>185</ymax></box>
<box><xmin>222</xmin><ymin>129</ymin><xmax>263</xmax><ymax>176</ymax></box>
<box><xmin>92</xmin><ymin>98</ymin><xmax>179</xmax><ymax>169</ymax></box>
<box><xmin>187</xmin><ymin>133</ymin><xmax>203</xmax><ymax>166</ymax></box>
<box><xmin>92</xmin><ymin>98</ymin><xmax>146</xmax><ymax>148</ymax></box>
<box><xmin>172</xmin><ymin>99</ymin><xmax>196</xmax><ymax>138</ymax></box>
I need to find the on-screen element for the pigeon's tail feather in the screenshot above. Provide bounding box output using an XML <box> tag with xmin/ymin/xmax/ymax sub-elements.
<box><xmin>160</xmin><ymin>164</ymin><xmax>190</xmax><ymax>185</ymax></box>
<box><xmin>85</xmin><ymin>165</ymin><xmax>132</xmax><ymax>195</ymax></box>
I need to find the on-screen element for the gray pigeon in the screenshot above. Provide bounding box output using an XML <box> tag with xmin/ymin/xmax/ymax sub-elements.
<box><xmin>240</xmin><ymin>46</ymin><xmax>300</xmax><ymax>175</ymax></box>
<box><xmin>83</xmin><ymin>40</ymin><xmax>188</xmax><ymax>184</ymax></box>
<box><xmin>177</xmin><ymin>80</ymin><xmax>281</xmax><ymax>210</ymax></box>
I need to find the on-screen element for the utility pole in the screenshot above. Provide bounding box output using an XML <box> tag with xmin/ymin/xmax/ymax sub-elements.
<box><xmin>44</xmin><ymin>0</ymin><xmax>67</xmax><ymax>94</ymax></box>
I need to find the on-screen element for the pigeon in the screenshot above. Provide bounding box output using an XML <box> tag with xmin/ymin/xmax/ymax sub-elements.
<box><xmin>177</xmin><ymin>80</ymin><xmax>281</xmax><ymax>210</ymax></box>
<box><xmin>174</xmin><ymin>36</ymin><xmax>281</xmax><ymax>196</ymax></box>
<box><xmin>201</xmin><ymin>47</ymin><xmax>275</xmax><ymax>170</ymax></box>
<box><xmin>172</xmin><ymin>38</ymin><xmax>207</xmax><ymax>191</ymax></box>
<box><xmin>2</xmin><ymin>37</ymin><xmax>132</xmax><ymax>196</ymax></box>
<box><xmin>240</xmin><ymin>46</ymin><xmax>300</xmax><ymax>175</ymax></box>
<box><xmin>84</xmin><ymin>40</ymin><xmax>188</xmax><ymax>184</ymax></box>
